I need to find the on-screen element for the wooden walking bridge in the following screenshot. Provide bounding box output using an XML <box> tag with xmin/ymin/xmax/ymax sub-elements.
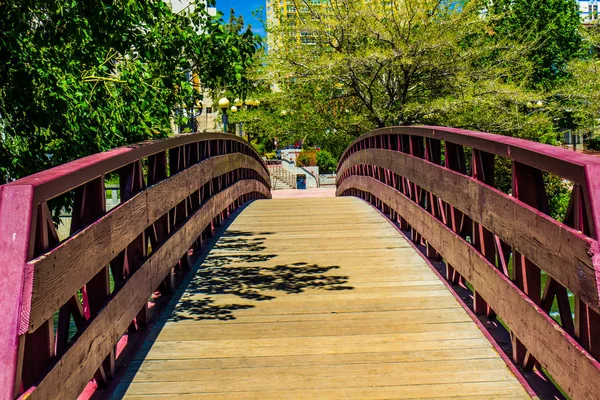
<box><xmin>2</xmin><ymin>127</ymin><xmax>600</xmax><ymax>400</ymax></box>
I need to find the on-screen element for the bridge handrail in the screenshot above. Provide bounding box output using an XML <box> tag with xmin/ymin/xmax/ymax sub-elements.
<box><xmin>0</xmin><ymin>133</ymin><xmax>271</xmax><ymax>400</ymax></box>
<box><xmin>336</xmin><ymin>126</ymin><xmax>600</xmax><ymax>400</ymax></box>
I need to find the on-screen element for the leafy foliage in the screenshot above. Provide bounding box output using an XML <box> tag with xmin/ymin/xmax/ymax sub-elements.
<box><xmin>296</xmin><ymin>153</ymin><xmax>310</xmax><ymax>167</ymax></box>
<box><xmin>250</xmin><ymin>0</ymin><xmax>585</xmax><ymax>220</ymax></box>
<box><xmin>316</xmin><ymin>150</ymin><xmax>337</xmax><ymax>174</ymax></box>
<box><xmin>485</xmin><ymin>0</ymin><xmax>583</xmax><ymax>89</ymax></box>
<box><xmin>0</xmin><ymin>0</ymin><xmax>260</xmax><ymax>182</ymax></box>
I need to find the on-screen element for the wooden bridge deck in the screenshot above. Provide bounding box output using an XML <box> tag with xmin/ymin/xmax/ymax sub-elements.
<box><xmin>112</xmin><ymin>197</ymin><xmax>530</xmax><ymax>399</ymax></box>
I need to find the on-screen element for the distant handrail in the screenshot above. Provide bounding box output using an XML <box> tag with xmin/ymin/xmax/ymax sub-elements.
<box><xmin>337</xmin><ymin>125</ymin><xmax>600</xmax><ymax>400</ymax></box>
<box><xmin>0</xmin><ymin>133</ymin><xmax>271</xmax><ymax>400</ymax></box>
<box><xmin>267</xmin><ymin>161</ymin><xmax>297</xmax><ymax>189</ymax></box>
<box><xmin>295</xmin><ymin>159</ymin><xmax>320</xmax><ymax>188</ymax></box>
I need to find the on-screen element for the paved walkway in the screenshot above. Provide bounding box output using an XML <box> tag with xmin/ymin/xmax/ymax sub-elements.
<box><xmin>271</xmin><ymin>187</ymin><xmax>335</xmax><ymax>199</ymax></box>
<box><xmin>112</xmin><ymin>197</ymin><xmax>530</xmax><ymax>399</ymax></box>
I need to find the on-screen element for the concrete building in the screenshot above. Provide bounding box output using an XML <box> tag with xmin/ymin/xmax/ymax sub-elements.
<box><xmin>579</xmin><ymin>0</ymin><xmax>600</xmax><ymax>21</ymax></box>
<box><xmin>167</xmin><ymin>0</ymin><xmax>220</xmax><ymax>133</ymax></box>
<box><xmin>168</xmin><ymin>0</ymin><xmax>217</xmax><ymax>17</ymax></box>
<box><xmin>266</xmin><ymin>0</ymin><xmax>320</xmax><ymax>51</ymax></box>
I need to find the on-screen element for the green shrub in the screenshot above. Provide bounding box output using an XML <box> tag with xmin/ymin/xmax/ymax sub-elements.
<box><xmin>296</xmin><ymin>154</ymin><xmax>311</xmax><ymax>167</ymax></box>
<box><xmin>316</xmin><ymin>150</ymin><xmax>338</xmax><ymax>174</ymax></box>
<box><xmin>264</xmin><ymin>151</ymin><xmax>276</xmax><ymax>160</ymax></box>
<box><xmin>587</xmin><ymin>135</ymin><xmax>600</xmax><ymax>151</ymax></box>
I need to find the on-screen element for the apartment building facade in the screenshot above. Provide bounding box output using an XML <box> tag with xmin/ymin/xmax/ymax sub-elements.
<box><xmin>579</xmin><ymin>0</ymin><xmax>600</xmax><ymax>21</ymax></box>
<box><xmin>168</xmin><ymin>0</ymin><xmax>220</xmax><ymax>132</ymax></box>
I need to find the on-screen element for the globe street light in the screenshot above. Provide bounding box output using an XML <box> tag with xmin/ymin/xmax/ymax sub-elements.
<box><xmin>239</xmin><ymin>99</ymin><xmax>260</xmax><ymax>141</ymax></box>
<box><xmin>218</xmin><ymin>97</ymin><xmax>230</xmax><ymax>132</ymax></box>
<box><xmin>230</xmin><ymin>106</ymin><xmax>240</xmax><ymax>137</ymax></box>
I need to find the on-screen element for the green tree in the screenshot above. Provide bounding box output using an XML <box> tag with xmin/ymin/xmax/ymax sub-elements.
<box><xmin>259</xmin><ymin>0</ymin><xmax>577</xmax><ymax>220</ymax></box>
<box><xmin>485</xmin><ymin>0</ymin><xmax>583</xmax><ymax>89</ymax></box>
<box><xmin>266</xmin><ymin>0</ymin><xmax>555</xmax><ymax>140</ymax></box>
<box><xmin>0</xmin><ymin>0</ymin><xmax>259</xmax><ymax>182</ymax></box>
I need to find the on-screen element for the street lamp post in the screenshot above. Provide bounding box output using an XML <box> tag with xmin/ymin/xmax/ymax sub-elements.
<box><xmin>236</xmin><ymin>99</ymin><xmax>259</xmax><ymax>141</ymax></box>
<box><xmin>218</xmin><ymin>97</ymin><xmax>230</xmax><ymax>133</ymax></box>
<box><xmin>230</xmin><ymin>105</ymin><xmax>239</xmax><ymax>137</ymax></box>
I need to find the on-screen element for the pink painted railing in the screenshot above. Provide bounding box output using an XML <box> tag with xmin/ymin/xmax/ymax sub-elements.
<box><xmin>337</xmin><ymin>126</ymin><xmax>600</xmax><ymax>400</ymax></box>
<box><xmin>0</xmin><ymin>133</ymin><xmax>271</xmax><ymax>400</ymax></box>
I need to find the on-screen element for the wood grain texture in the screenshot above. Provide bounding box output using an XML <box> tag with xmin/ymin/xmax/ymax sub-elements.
<box><xmin>113</xmin><ymin>197</ymin><xmax>529</xmax><ymax>400</ymax></box>
<box><xmin>26</xmin><ymin>154</ymin><xmax>267</xmax><ymax>333</ymax></box>
<box><xmin>338</xmin><ymin>175</ymin><xmax>600</xmax><ymax>400</ymax></box>
<box><xmin>2</xmin><ymin>133</ymin><xmax>267</xmax><ymax>206</ymax></box>
<box><xmin>338</xmin><ymin>127</ymin><xmax>599</xmax><ymax>184</ymax></box>
<box><xmin>27</xmin><ymin>180</ymin><xmax>269</xmax><ymax>400</ymax></box>
<box><xmin>0</xmin><ymin>185</ymin><xmax>36</xmax><ymax>398</ymax></box>
<box><xmin>338</xmin><ymin>148</ymin><xmax>600</xmax><ymax>311</ymax></box>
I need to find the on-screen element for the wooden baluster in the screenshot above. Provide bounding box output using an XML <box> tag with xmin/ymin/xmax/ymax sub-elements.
<box><xmin>511</xmin><ymin>161</ymin><xmax>546</xmax><ymax>370</ymax></box>
<box><xmin>443</xmin><ymin>142</ymin><xmax>469</xmax><ymax>284</ymax></box>
<box><xmin>169</xmin><ymin>146</ymin><xmax>188</xmax><ymax>230</ymax></box>
<box><xmin>19</xmin><ymin>203</ymin><xmax>59</xmax><ymax>391</ymax></box>
<box><xmin>147</xmin><ymin>152</ymin><xmax>173</xmax><ymax>294</ymax></box>
<box><xmin>408</xmin><ymin>136</ymin><xmax>425</xmax><ymax>244</ymax></box>
<box><xmin>115</xmin><ymin>161</ymin><xmax>148</xmax><ymax>331</ymax></box>
<box><xmin>424</xmin><ymin>138</ymin><xmax>442</xmax><ymax>260</ymax></box>
<box><xmin>188</xmin><ymin>143</ymin><xmax>200</xmax><ymax>213</ymax></box>
<box><xmin>564</xmin><ymin>184</ymin><xmax>600</xmax><ymax>359</ymax></box>
<box><xmin>69</xmin><ymin>177</ymin><xmax>115</xmax><ymax>385</ymax></box>
<box><xmin>169</xmin><ymin>146</ymin><xmax>190</xmax><ymax>270</ymax></box>
<box><xmin>471</xmin><ymin>150</ymin><xmax>496</xmax><ymax>318</ymax></box>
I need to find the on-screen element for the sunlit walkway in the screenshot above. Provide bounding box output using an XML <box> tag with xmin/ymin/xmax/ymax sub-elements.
<box><xmin>112</xmin><ymin>197</ymin><xmax>529</xmax><ymax>399</ymax></box>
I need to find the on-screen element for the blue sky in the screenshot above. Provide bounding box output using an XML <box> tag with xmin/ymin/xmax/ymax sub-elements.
<box><xmin>217</xmin><ymin>0</ymin><xmax>266</xmax><ymax>36</ymax></box>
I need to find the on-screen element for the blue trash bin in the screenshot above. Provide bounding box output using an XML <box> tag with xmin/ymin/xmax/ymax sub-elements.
<box><xmin>296</xmin><ymin>174</ymin><xmax>306</xmax><ymax>190</ymax></box>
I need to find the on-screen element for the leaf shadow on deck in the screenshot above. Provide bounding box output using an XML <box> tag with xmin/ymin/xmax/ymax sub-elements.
<box><xmin>106</xmin><ymin>202</ymin><xmax>355</xmax><ymax>399</ymax></box>
<box><xmin>169</xmin><ymin>229</ymin><xmax>354</xmax><ymax>322</ymax></box>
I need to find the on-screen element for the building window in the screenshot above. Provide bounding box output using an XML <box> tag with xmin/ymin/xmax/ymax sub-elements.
<box><xmin>300</xmin><ymin>31</ymin><xmax>316</xmax><ymax>45</ymax></box>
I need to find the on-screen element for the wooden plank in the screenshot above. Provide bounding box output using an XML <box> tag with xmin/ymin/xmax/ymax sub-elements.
<box><xmin>339</xmin><ymin>175</ymin><xmax>600</xmax><ymax>400</ymax></box>
<box><xmin>115</xmin><ymin>361</ymin><xmax>523</xmax><ymax>395</ymax></box>
<box><xmin>338</xmin><ymin>148</ymin><xmax>599</xmax><ymax>311</ymax></box>
<box><xmin>155</xmin><ymin>307</ymin><xmax>467</xmax><ymax>326</ymax></box>
<box><xmin>153</xmin><ymin>320</ymin><xmax>476</xmax><ymax>342</ymax></box>
<box><xmin>125</xmin><ymin>346</ymin><xmax>498</xmax><ymax>372</ymax></box>
<box><xmin>118</xmin><ymin>197</ymin><xmax>529</xmax><ymax>400</ymax></box>
<box><xmin>27</xmin><ymin>180</ymin><xmax>269</xmax><ymax>400</ymax></box>
<box><xmin>26</xmin><ymin>154</ymin><xmax>268</xmax><ymax>333</ymax></box>
<box><xmin>138</xmin><ymin>335</ymin><xmax>489</xmax><ymax>361</ymax></box>
<box><xmin>114</xmin><ymin>381</ymin><xmax>527</xmax><ymax>400</ymax></box>
<box><xmin>153</xmin><ymin>321</ymin><xmax>481</xmax><ymax>342</ymax></box>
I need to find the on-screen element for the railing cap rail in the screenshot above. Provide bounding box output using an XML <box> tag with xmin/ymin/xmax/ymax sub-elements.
<box><xmin>1</xmin><ymin>132</ymin><xmax>264</xmax><ymax>205</ymax></box>
<box><xmin>339</xmin><ymin>126</ymin><xmax>600</xmax><ymax>183</ymax></box>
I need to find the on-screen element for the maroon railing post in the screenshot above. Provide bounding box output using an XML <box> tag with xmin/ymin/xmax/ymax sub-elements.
<box><xmin>471</xmin><ymin>150</ymin><xmax>496</xmax><ymax>318</ymax></box>
<box><xmin>424</xmin><ymin>137</ymin><xmax>443</xmax><ymax>261</ymax></box>
<box><xmin>170</xmin><ymin>145</ymin><xmax>191</xmax><ymax>270</ymax></box>
<box><xmin>20</xmin><ymin>203</ymin><xmax>59</xmax><ymax>391</ymax></box>
<box><xmin>0</xmin><ymin>186</ymin><xmax>35</xmax><ymax>399</ymax></box>
<box><xmin>408</xmin><ymin>136</ymin><xmax>425</xmax><ymax>244</ymax></box>
<box><xmin>567</xmin><ymin>183</ymin><xmax>600</xmax><ymax>359</ymax></box>
<box><xmin>119</xmin><ymin>160</ymin><xmax>148</xmax><ymax>330</ymax></box>
<box><xmin>443</xmin><ymin>142</ymin><xmax>468</xmax><ymax>284</ymax></box>
<box><xmin>511</xmin><ymin>161</ymin><xmax>546</xmax><ymax>369</ymax></box>
<box><xmin>147</xmin><ymin>151</ymin><xmax>173</xmax><ymax>294</ymax></box>
<box><xmin>70</xmin><ymin>177</ymin><xmax>115</xmax><ymax>385</ymax></box>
